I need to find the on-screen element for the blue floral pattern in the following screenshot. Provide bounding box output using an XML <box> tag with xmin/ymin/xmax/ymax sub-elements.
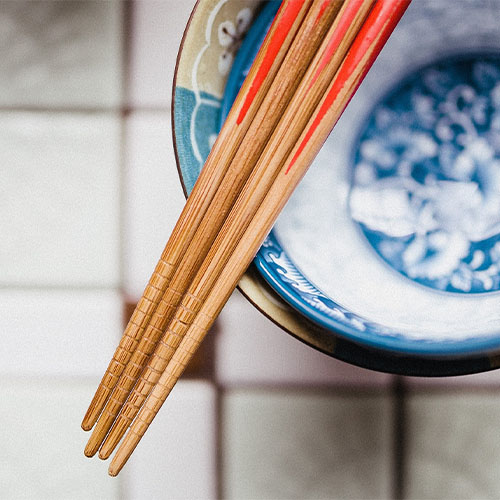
<box><xmin>350</xmin><ymin>55</ymin><xmax>500</xmax><ymax>294</ymax></box>
<box><xmin>174</xmin><ymin>0</ymin><xmax>500</xmax><ymax>360</ymax></box>
<box><xmin>255</xmin><ymin>233</ymin><xmax>399</xmax><ymax>338</ymax></box>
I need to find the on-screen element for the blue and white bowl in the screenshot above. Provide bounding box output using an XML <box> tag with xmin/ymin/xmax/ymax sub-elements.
<box><xmin>173</xmin><ymin>0</ymin><xmax>500</xmax><ymax>375</ymax></box>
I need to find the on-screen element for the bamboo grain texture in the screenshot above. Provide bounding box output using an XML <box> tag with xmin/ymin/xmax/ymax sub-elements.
<box><xmin>99</xmin><ymin>0</ymin><xmax>374</xmax><ymax>460</ymax></box>
<box><xmin>81</xmin><ymin>0</ymin><xmax>312</xmax><ymax>433</ymax></box>
<box><xmin>84</xmin><ymin>0</ymin><xmax>339</xmax><ymax>457</ymax></box>
<box><xmin>107</xmin><ymin>0</ymin><xmax>412</xmax><ymax>476</ymax></box>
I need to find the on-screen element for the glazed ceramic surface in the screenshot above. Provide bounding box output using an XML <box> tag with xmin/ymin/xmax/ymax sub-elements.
<box><xmin>173</xmin><ymin>0</ymin><xmax>500</xmax><ymax>370</ymax></box>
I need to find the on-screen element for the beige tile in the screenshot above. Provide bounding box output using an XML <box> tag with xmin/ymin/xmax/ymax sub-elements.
<box><xmin>216</xmin><ymin>291</ymin><xmax>393</xmax><ymax>387</ymax></box>
<box><xmin>122</xmin><ymin>380</ymin><xmax>217</xmax><ymax>500</ymax></box>
<box><xmin>0</xmin><ymin>0</ymin><xmax>122</xmax><ymax>108</ymax></box>
<box><xmin>223</xmin><ymin>390</ymin><xmax>393</xmax><ymax>499</ymax></box>
<box><xmin>0</xmin><ymin>289</ymin><xmax>122</xmax><ymax>377</ymax></box>
<box><xmin>122</xmin><ymin>111</ymin><xmax>186</xmax><ymax>301</ymax></box>
<box><xmin>0</xmin><ymin>112</ymin><xmax>120</xmax><ymax>287</ymax></box>
<box><xmin>406</xmin><ymin>393</ymin><xmax>500</xmax><ymax>499</ymax></box>
<box><xmin>128</xmin><ymin>0</ymin><xmax>194</xmax><ymax>107</ymax></box>
<box><xmin>0</xmin><ymin>379</ymin><xmax>120</xmax><ymax>499</ymax></box>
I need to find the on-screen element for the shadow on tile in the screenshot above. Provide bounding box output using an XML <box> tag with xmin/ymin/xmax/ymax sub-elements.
<box><xmin>222</xmin><ymin>389</ymin><xmax>393</xmax><ymax>499</ymax></box>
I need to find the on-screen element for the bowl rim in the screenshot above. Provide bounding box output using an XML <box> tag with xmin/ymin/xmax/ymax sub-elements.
<box><xmin>170</xmin><ymin>0</ymin><xmax>500</xmax><ymax>373</ymax></box>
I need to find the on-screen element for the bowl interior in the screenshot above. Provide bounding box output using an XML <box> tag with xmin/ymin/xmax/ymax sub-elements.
<box><xmin>173</xmin><ymin>0</ymin><xmax>500</xmax><ymax>358</ymax></box>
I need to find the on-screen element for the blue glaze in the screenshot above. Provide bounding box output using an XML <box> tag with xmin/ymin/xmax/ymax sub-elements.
<box><xmin>349</xmin><ymin>55</ymin><xmax>500</xmax><ymax>294</ymax></box>
<box><xmin>174</xmin><ymin>88</ymin><xmax>222</xmax><ymax>193</ymax></box>
<box><xmin>218</xmin><ymin>4</ymin><xmax>500</xmax><ymax>356</ymax></box>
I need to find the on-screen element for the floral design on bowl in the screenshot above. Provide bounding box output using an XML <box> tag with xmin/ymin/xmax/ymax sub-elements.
<box><xmin>173</xmin><ymin>0</ymin><xmax>259</xmax><ymax>193</ymax></box>
<box><xmin>217</xmin><ymin>7</ymin><xmax>253</xmax><ymax>75</ymax></box>
<box><xmin>350</xmin><ymin>55</ymin><xmax>500</xmax><ymax>294</ymax></box>
<box><xmin>174</xmin><ymin>0</ymin><xmax>500</xmax><ymax>369</ymax></box>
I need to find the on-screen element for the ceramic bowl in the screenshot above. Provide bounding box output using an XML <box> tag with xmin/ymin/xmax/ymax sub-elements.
<box><xmin>172</xmin><ymin>0</ymin><xmax>500</xmax><ymax>375</ymax></box>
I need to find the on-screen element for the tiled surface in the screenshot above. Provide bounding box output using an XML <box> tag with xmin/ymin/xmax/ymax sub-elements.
<box><xmin>127</xmin><ymin>0</ymin><xmax>194</xmax><ymax>108</ymax></box>
<box><xmin>0</xmin><ymin>0</ymin><xmax>126</xmax><ymax>496</ymax></box>
<box><xmin>123</xmin><ymin>111</ymin><xmax>186</xmax><ymax>300</ymax></box>
<box><xmin>216</xmin><ymin>291</ymin><xmax>393</xmax><ymax>388</ymax></box>
<box><xmin>4</xmin><ymin>0</ymin><xmax>500</xmax><ymax>499</ymax></box>
<box><xmin>122</xmin><ymin>381</ymin><xmax>217</xmax><ymax>500</ymax></box>
<box><xmin>0</xmin><ymin>289</ymin><xmax>122</xmax><ymax>377</ymax></box>
<box><xmin>223</xmin><ymin>390</ymin><xmax>394</xmax><ymax>499</ymax></box>
<box><xmin>406</xmin><ymin>393</ymin><xmax>500</xmax><ymax>499</ymax></box>
<box><xmin>0</xmin><ymin>379</ymin><xmax>119</xmax><ymax>499</ymax></box>
<box><xmin>0</xmin><ymin>0</ymin><xmax>122</xmax><ymax>108</ymax></box>
<box><xmin>0</xmin><ymin>112</ymin><xmax>121</xmax><ymax>287</ymax></box>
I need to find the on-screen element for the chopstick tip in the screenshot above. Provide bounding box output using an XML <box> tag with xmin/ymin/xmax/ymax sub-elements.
<box><xmin>81</xmin><ymin>420</ymin><xmax>93</xmax><ymax>432</ymax></box>
<box><xmin>98</xmin><ymin>446</ymin><xmax>112</xmax><ymax>461</ymax></box>
<box><xmin>82</xmin><ymin>387</ymin><xmax>113</xmax><ymax>430</ymax></box>
<box><xmin>84</xmin><ymin>438</ymin><xmax>101</xmax><ymax>458</ymax></box>
<box><xmin>108</xmin><ymin>458</ymin><xmax>123</xmax><ymax>477</ymax></box>
<box><xmin>108</xmin><ymin>467</ymin><xmax>119</xmax><ymax>477</ymax></box>
<box><xmin>99</xmin><ymin>417</ymin><xmax>130</xmax><ymax>460</ymax></box>
<box><xmin>108</xmin><ymin>432</ymin><xmax>139</xmax><ymax>476</ymax></box>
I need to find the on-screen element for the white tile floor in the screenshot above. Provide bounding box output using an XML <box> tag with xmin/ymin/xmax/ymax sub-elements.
<box><xmin>122</xmin><ymin>111</ymin><xmax>186</xmax><ymax>300</ymax></box>
<box><xmin>406</xmin><ymin>393</ymin><xmax>500</xmax><ymax>500</ymax></box>
<box><xmin>223</xmin><ymin>390</ymin><xmax>394</xmax><ymax>499</ymax></box>
<box><xmin>3</xmin><ymin>1</ymin><xmax>500</xmax><ymax>499</ymax></box>
<box><xmin>0</xmin><ymin>379</ymin><xmax>120</xmax><ymax>499</ymax></box>
<box><xmin>0</xmin><ymin>0</ymin><xmax>123</xmax><ymax>108</ymax></box>
<box><xmin>0</xmin><ymin>289</ymin><xmax>122</xmax><ymax>377</ymax></box>
<box><xmin>122</xmin><ymin>380</ymin><xmax>217</xmax><ymax>500</ymax></box>
<box><xmin>0</xmin><ymin>112</ymin><xmax>121</xmax><ymax>287</ymax></box>
<box><xmin>127</xmin><ymin>0</ymin><xmax>193</xmax><ymax>108</ymax></box>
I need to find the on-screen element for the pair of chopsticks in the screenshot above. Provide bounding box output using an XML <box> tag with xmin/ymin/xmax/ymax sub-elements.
<box><xmin>82</xmin><ymin>0</ymin><xmax>411</xmax><ymax>476</ymax></box>
<box><xmin>84</xmin><ymin>0</ymin><xmax>341</xmax><ymax>454</ymax></box>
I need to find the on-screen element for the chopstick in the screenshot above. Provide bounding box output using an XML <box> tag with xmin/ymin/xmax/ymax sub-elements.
<box><xmin>84</xmin><ymin>0</ymin><xmax>343</xmax><ymax>456</ymax></box>
<box><xmin>98</xmin><ymin>0</ymin><xmax>375</xmax><ymax>461</ymax></box>
<box><xmin>107</xmin><ymin>0</ymin><xmax>411</xmax><ymax>476</ymax></box>
<box><xmin>82</xmin><ymin>0</ymin><xmax>313</xmax><ymax>433</ymax></box>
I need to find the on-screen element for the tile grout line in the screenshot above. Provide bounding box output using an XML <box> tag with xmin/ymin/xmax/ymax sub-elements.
<box><xmin>215</xmin><ymin>348</ymin><xmax>225</xmax><ymax>500</ymax></box>
<box><xmin>117</xmin><ymin>1</ymin><xmax>134</xmax><ymax>498</ymax></box>
<box><xmin>210</xmin><ymin>382</ymin><xmax>396</xmax><ymax>394</ymax></box>
<box><xmin>0</xmin><ymin>285</ymin><xmax>121</xmax><ymax>292</ymax></box>
<box><xmin>0</xmin><ymin>106</ymin><xmax>120</xmax><ymax>113</ymax></box>
<box><xmin>0</xmin><ymin>105</ymin><xmax>172</xmax><ymax>114</ymax></box>
<box><xmin>392</xmin><ymin>376</ymin><xmax>407</xmax><ymax>500</ymax></box>
<box><xmin>117</xmin><ymin>0</ymin><xmax>134</xmax><ymax>306</ymax></box>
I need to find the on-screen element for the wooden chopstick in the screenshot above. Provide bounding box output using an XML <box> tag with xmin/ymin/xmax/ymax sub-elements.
<box><xmin>81</xmin><ymin>0</ymin><xmax>313</xmax><ymax>433</ymax></box>
<box><xmin>107</xmin><ymin>0</ymin><xmax>412</xmax><ymax>476</ymax></box>
<box><xmin>84</xmin><ymin>0</ymin><xmax>342</xmax><ymax>457</ymax></box>
<box><xmin>98</xmin><ymin>0</ymin><xmax>374</xmax><ymax>461</ymax></box>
